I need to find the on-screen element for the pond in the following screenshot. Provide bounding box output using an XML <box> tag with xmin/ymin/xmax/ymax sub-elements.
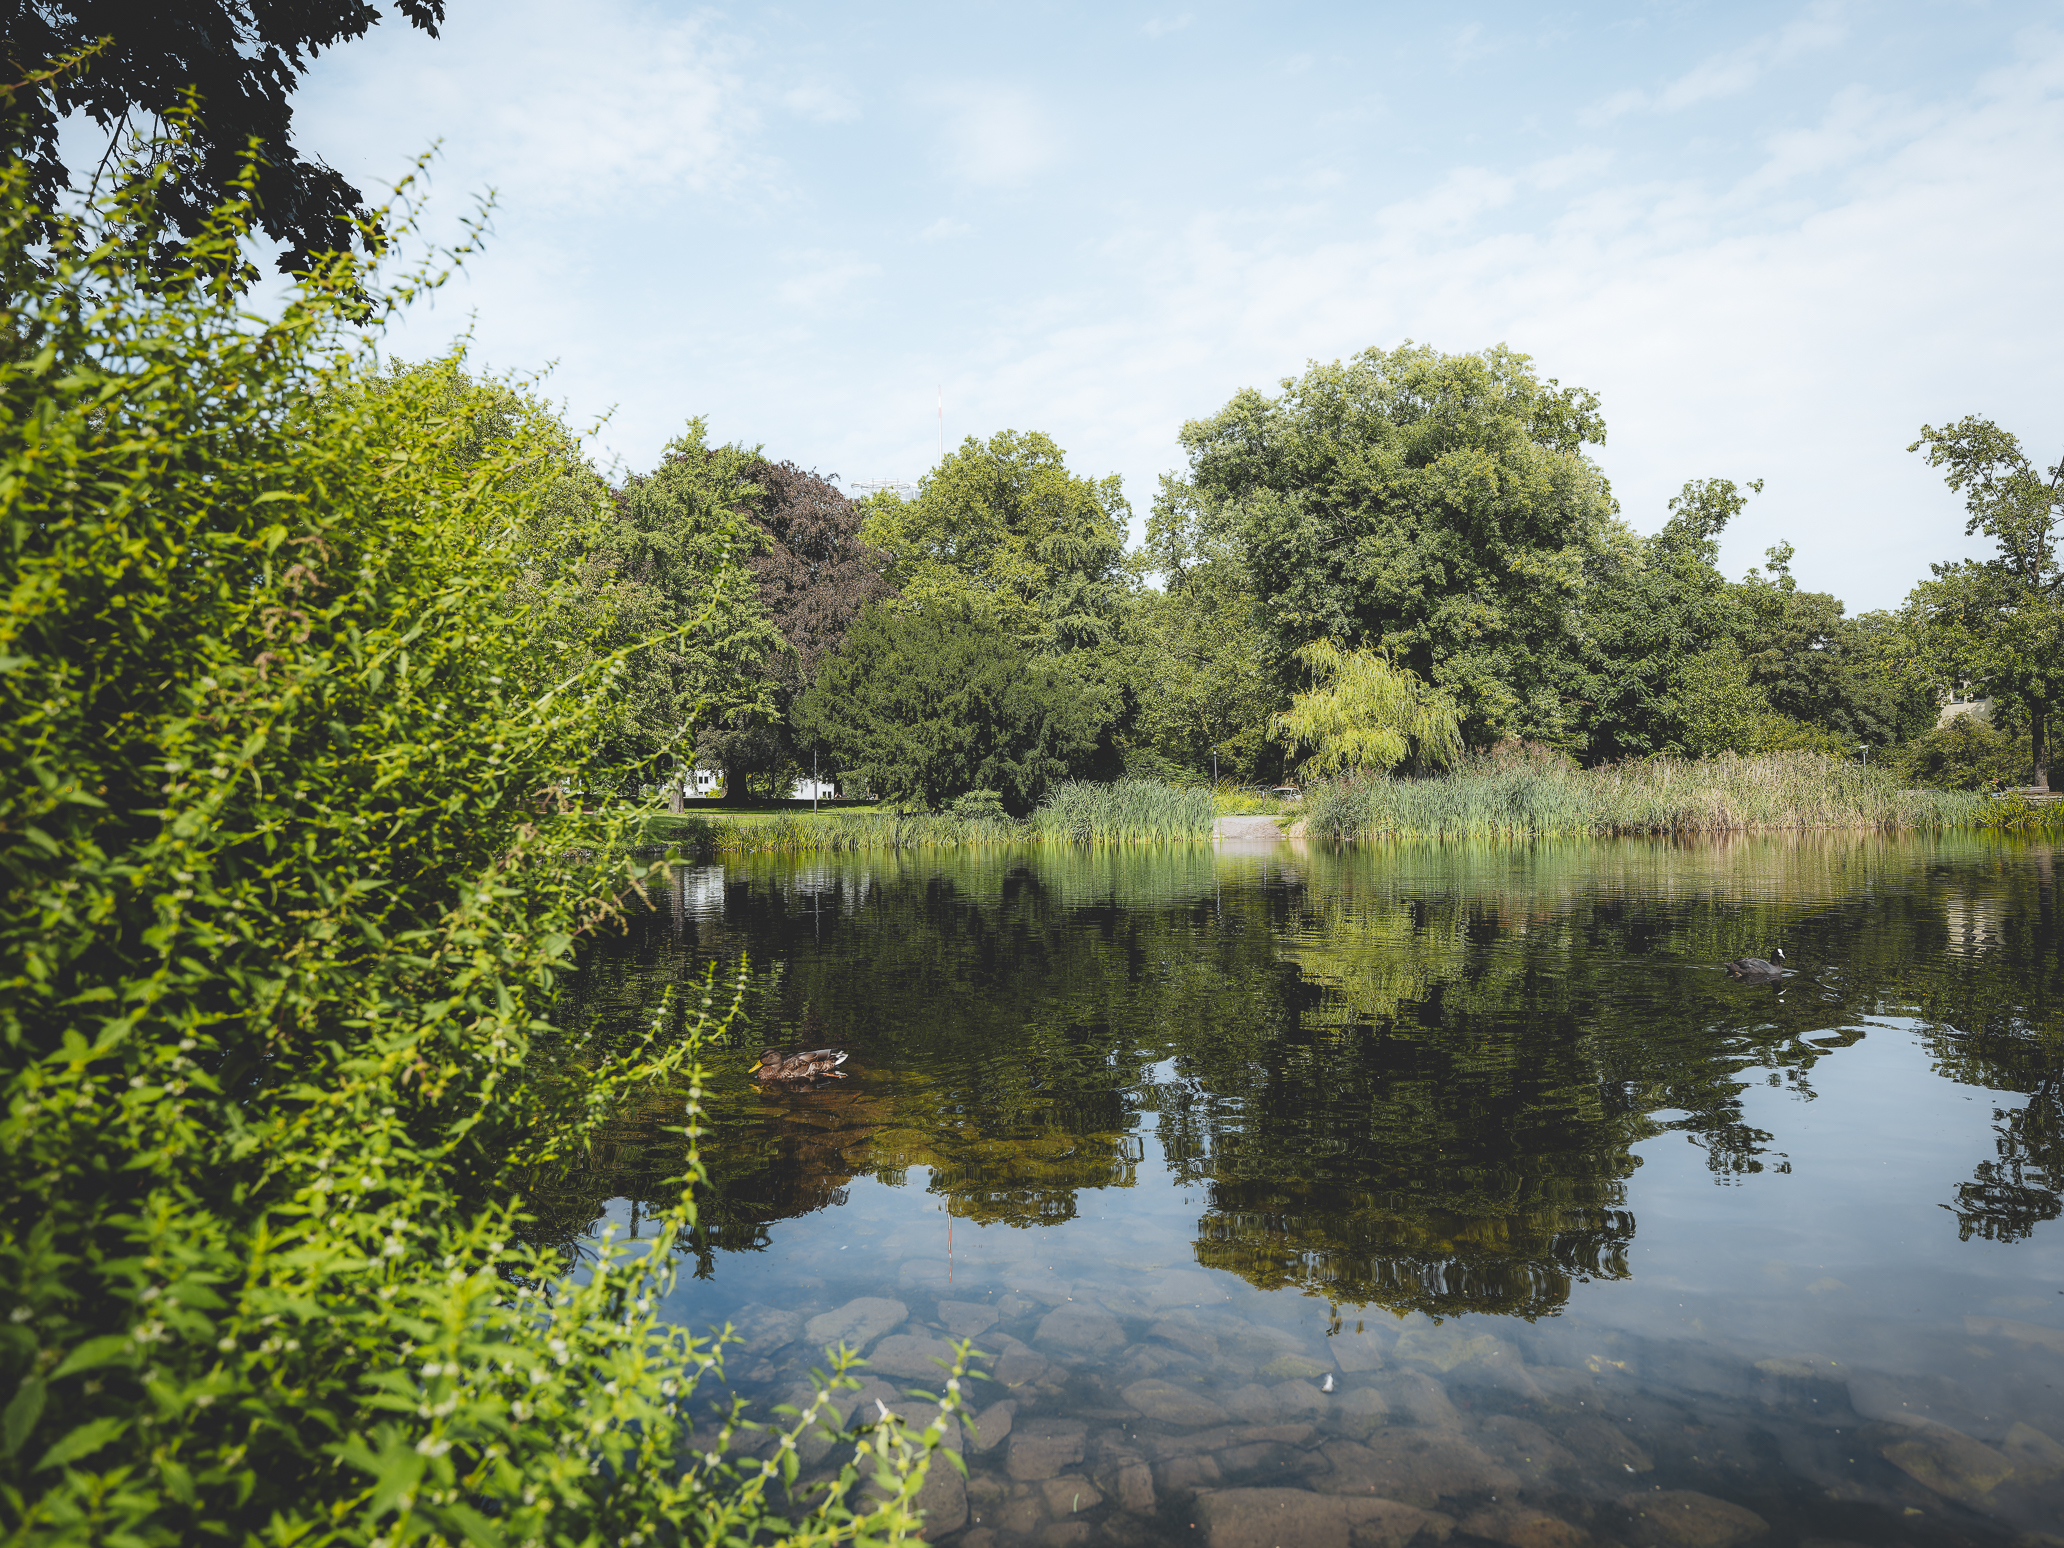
<box><xmin>551</xmin><ymin>834</ymin><xmax>2064</xmax><ymax>1548</ymax></box>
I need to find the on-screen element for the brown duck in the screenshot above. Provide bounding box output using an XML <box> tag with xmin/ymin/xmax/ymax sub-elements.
<box><xmin>752</xmin><ymin>1047</ymin><xmax>850</xmax><ymax>1083</ymax></box>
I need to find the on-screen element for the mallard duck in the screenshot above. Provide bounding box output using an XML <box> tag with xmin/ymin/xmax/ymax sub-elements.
<box><xmin>1724</xmin><ymin>949</ymin><xmax>1788</xmax><ymax>982</ymax></box>
<box><xmin>752</xmin><ymin>1048</ymin><xmax>849</xmax><ymax>1083</ymax></box>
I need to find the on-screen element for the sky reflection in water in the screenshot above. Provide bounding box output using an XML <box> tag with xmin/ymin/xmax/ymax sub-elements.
<box><xmin>550</xmin><ymin>835</ymin><xmax>2064</xmax><ymax>1547</ymax></box>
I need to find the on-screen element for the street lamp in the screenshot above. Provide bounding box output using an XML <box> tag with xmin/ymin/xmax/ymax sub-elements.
<box><xmin>1858</xmin><ymin>743</ymin><xmax>1868</xmax><ymax>767</ymax></box>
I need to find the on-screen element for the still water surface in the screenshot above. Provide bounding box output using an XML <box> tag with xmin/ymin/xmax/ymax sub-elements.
<box><xmin>558</xmin><ymin>835</ymin><xmax>2064</xmax><ymax>1548</ymax></box>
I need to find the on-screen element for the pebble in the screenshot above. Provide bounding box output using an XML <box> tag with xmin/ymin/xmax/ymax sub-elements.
<box><xmin>803</xmin><ymin>1296</ymin><xmax>908</xmax><ymax>1352</ymax></box>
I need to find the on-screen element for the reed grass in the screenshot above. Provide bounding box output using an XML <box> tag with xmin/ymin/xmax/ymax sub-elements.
<box><xmin>1302</xmin><ymin>751</ymin><xmax>1986</xmax><ymax>841</ymax></box>
<box><xmin>638</xmin><ymin>780</ymin><xmax>1212</xmax><ymax>854</ymax></box>
<box><xmin>1030</xmin><ymin>779</ymin><xmax>1217</xmax><ymax>841</ymax></box>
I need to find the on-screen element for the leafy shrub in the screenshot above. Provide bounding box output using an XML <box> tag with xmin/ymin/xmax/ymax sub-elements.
<box><xmin>1893</xmin><ymin>716</ymin><xmax>2032</xmax><ymax>791</ymax></box>
<box><xmin>0</xmin><ymin>144</ymin><xmax>949</xmax><ymax>1544</ymax></box>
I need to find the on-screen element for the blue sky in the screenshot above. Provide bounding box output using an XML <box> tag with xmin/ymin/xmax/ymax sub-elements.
<box><xmin>291</xmin><ymin>1</ymin><xmax>2064</xmax><ymax>611</ymax></box>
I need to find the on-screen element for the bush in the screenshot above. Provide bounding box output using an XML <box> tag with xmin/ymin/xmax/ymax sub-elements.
<box><xmin>794</xmin><ymin>601</ymin><xmax>1108</xmax><ymax>814</ymax></box>
<box><xmin>0</xmin><ymin>144</ymin><xmax>949</xmax><ymax>1544</ymax></box>
<box><xmin>1893</xmin><ymin>716</ymin><xmax>2031</xmax><ymax>791</ymax></box>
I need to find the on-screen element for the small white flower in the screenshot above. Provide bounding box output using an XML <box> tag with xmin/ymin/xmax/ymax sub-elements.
<box><xmin>415</xmin><ymin>1437</ymin><xmax>452</xmax><ymax>1458</ymax></box>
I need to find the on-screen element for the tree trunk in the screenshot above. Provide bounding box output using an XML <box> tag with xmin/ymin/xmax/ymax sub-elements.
<box><xmin>2036</xmin><ymin>704</ymin><xmax>2051</xmax><ymax>795</ymax></box>
<box><xmin>667</xmin><ymin>777</ymin><xmax>684</xmax><ymax>814</ymax></box>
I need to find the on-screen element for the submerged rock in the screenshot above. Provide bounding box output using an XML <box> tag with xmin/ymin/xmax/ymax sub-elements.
<box><xmin>1040</xmin><ymin>1475</ymin><xmax>1103</xmax><ymax>1516</ymax></box>
<box><xmin>1008</xmin><ymin>1418</ymin><xmax>1088</xmax><ymax>1481</ymax></box>
<box><xmin>869</xmin><ymin>1333</ymin><xmax>956</xmax><ymax>1379</ymax></box>
<box><xmin>1193</xmin><ymin>1487</ymin><xmax>1445</xmax><ymax>1548</ymax></box>
<box><xmin>1149</xmin><ymin>1268</ymin><xmax>1230</xmax><ymax>1308</ymax></box>
<box><xmin>1262</xmin><ymin>1353</ymin><xmax>1333</xmax><ymax>1380</ymax></box>
<box><xmin>2003</xmin><ymin>1419</ymin><xmax>2064</xmax><ymax>1485</ymax></box>
<box><xmin>1036</xmin><ymin>1303</ymin><xmax>1126</xmax><ymax>1358</ymax></box>
<box><xmin>804</xmin><ymin>1297</ymin><xmax>908</xmax><ymax>1352</ymax></box>
<box><xmin>728</xmin><ymin>1303</ymin><xmax>803</xmax><ymax>1353</ymax></box>
<box><xmin>1313</xmin><ymin>1432</ymin><xmax>1518</xmax><ymax>1508</ymax></box>
<box><xmin>938</xmin><ymin>1299</ymin><xmax>1000</xmax><ymax>1337</ymax></box>
<box><xmin>1329</xmin><ymin>1328</ymin><xmax>1388</xmax><ymax>1372</ymax></box>
<box><xmin>1877</xmin><ymin>1419</ymin><xmax>2015</xmax><ymax>1506</ymax></box>
<box><xmin>1619</xmin><ymin>1489</ymin><xmax>1768</xmax><ymax>1548</ymax></box>
<box><xmin>1122</xmin><ymin>1378</ymin><xmax>1230</xmax><ymax>1427</ymax></box>
<box><xmin>1460</xmin><ymin>1503</ymin><xmax>1591</xmax><ymax>1548</ymax></box>
<box><xmin>1553</xmin><ymin>1414</ymin><xmax>1654</xmax><ymax>1475</ymax></box>
<box><xmin>1375</xmin><ymin>1371</ymin><xmax>1463</xmax><ymax>1431</ymax></box>
<box><xmin>969</xmin><ymin>1398</ymin><xmax>1017</xmax><ymax>1452</ymax></box>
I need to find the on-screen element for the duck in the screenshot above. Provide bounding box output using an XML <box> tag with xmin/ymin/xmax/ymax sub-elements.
<box><xmin>752</xmin><ymin>1047</ymin><xmax>850</xmax><ymax>1083</ymax></box>
<box><xmin>1724</xmin><ymin>948</ymin><xmax>1788</xmax><ymax>982</ymax></box>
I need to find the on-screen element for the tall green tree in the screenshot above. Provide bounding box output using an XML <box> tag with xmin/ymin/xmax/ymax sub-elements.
<box><xmin>1132</xmin><ymin>475</ymin><xmax>1279</xmax><ymax>780</ymax></box>
<box><xmin>1273</xmin><ymin>640</ymin><xmax>1464</xmax><ymax>777</ymax></box>
<box><xmin>1574</xmin><ymin>478</ymin><xmax>1759</xmax><ymax>759</ymax></box>
<box><xmin>861</xmin><ymin>429</ymin><xmax>1133</xmax><ymax>655</ymax></box>
<box><xmin>1181</xmin><ymin>342</ymin><xmax>1617</xmax><ymax>747</ymax></box>
<box><xmin>793</xmin><ymin>603</ymin><xmax>1110</xmax><ymax>814</ymax></box>
<box><xmin>694</xmin><ymin>460</ymin><xmax>897</xmax><ymax>800</ymax></box>
<box><xmin>573</xmin><ymin>424</ymin><xmax>780</xmax><ymax>789</ymax></box>
<box><xmin>1906</xmin><ymin>416</ymin><xmax>2064</xmax><ymax>792</ymax></box>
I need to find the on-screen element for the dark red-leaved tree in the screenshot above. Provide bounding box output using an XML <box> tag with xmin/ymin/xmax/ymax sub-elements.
<box><xmin>695</xmin><ymin>461</ymin><xmax>896</xmax><ymax>801</ymax></box>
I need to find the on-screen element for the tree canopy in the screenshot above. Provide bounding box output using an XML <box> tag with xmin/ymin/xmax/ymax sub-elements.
<box><xmin>1180</xmin><ymin>342</ymin><xmax>1616</xmax><ymax>747</ymax></box>
<box><xmin>793</xmin><ymin>602</ymin><xmax>1111</xmax><ymax>814</ymax></box>
<box><xmin>861</xmin><ymin>429</ymin><xmax>1133</xmax><ymax>655</ymax></box>
<box><xmin>4</xmin><ymin>2</ymin><xmax>445</xmax><ymax>274</ymax></box>
<box><xmin>1905</xmin><ymin>415</ymin><xmax>2064</xmax><ymax>791</ymax></box>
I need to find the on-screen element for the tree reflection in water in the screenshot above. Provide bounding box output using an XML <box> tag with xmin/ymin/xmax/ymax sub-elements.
<box><xmin>525</xmin><ymin>834</ymin><xmax>2064</xmax><ymax>1317</ymax></box>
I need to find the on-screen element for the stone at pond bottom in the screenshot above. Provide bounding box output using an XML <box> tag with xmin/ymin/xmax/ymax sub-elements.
<box><xmin>1393</xmin><ymin>1326</ymin><xmax>1502</xmax><ymax>1373</ymax></box>
<box><xmin>1552</xmin><ymin>1414</ymin><xmax>1654</xmax><ymax>1474</ymax></box>
<box><xmin>804</xmin><ymin>1297</ymin><xmax>908</xmax><ymax>1352</ymax></box>
<box><xmin>1117</xmin><ymin>1460</ymin><xmax>1156</xmax><ymax>1513</ymax></box>
<box><xmin>1619</xmin><ymin>1490</ymin><xmax>1768</xmax><ymax>1548</ymax></box>
<box><xmin>1262</xmin><ymin>1353</ymin><xmax>1332</xmax><ymax>1380</ymax></box>
<box><xmin>1223</xmin><ymin>1383</ymin><xmax>1282</xmax><ymax>1423</ymax></box>
<box><xmin>1149</xmin><ymin>1314</ymin><xmax>1222</xmax><ymax>1360</ymax></box>
<box><xmin>1877</xmin><ymin>1420</ymin><xmax>2015</xmax><ymax>1506</ymax></box>
<box><xmin>1193</xmin><ymin>1487</ymin><xmax>1447</xmax><ymax>1548</ymax></box>
<box><xmin>1376</xmin><ymin>1371</ymin><xmax>1463</xmax><ymax>1431</ymax></box>
<box><xmin>1149</xmin><ymin>1268</ymin><xmax>1230</xmax><ymax>1308</ymax></box>
<box><xmin>1008</xmin><ymin>1418</ymin><xmax>1088</xmax><ymax>1481</ymax></box>
<box><xmin>938</xmin><ymin>1299</ymin><xmax>1000</xmax><ymax>1337</ymax></box>
<box><xmin>1155</xmin><ymin>1452</ymin><xmax>1222</xmax><ymax>1494</ymax></box>
<box><xmin>2003</xmin><ymin>1419</ymin><xmax>2064</xmax><ymax>1484</ymax></box>
<box><xmin>868</xmin><ymin>1333</ymin><xmax>956</xmax><ymax>1379</ymax></box>
<box><xmin>727</xmin><ymin>1303</ymin><xmax>802</xmax><ymax>1353</ymax></box>
<box><xmin>989</xmin><ymin>1334</ymin><xmax>1052</xmax><ymax>1389</ymax></box>
<box><xmin>1459</xmin><ymin>1504</ymin><xmax>1591</xmax><ymax>1548</ymax></box>
<box><xmin>1040</xmin><ymin>1475</ymin><xmax>1104</xmax><ymax>1516</ymax></box>
<box><xmin>913</xmin><ymin>1452</ymin><xmax>968</xmax><ymax>1539</ymax></box>
<box><xmin>1329</xmin><ymin>1329</ymin><xmax>1388</xmax><ymax>1372</ymax></box>
<box><xmin>970</xmin><ymin>1398</ymin><xmax>1017</xmax><ymax>1452</ymax></box>
<box><xmin>1035</xmin><ymin>1303</ymin><xmax>1126</xmax><ymax>1357</ymax></box>
<box><xmin>1334</xmin><ymin>1387</ymin><xmax>1390</xmax><ymax>1438</ymax></box>
<box><xmin>1314</xmin><ymin>1432</ymin><xmax>1519</xmax><ymax>1509</ymax></box>
<box><xmin>1122</xmin><ymin>1379</ymin><xmax>1230</xmax><ymax>1427</ymax></box>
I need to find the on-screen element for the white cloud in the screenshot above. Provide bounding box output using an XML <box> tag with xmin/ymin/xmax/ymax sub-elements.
<box><xmin>1141</xmin><ymin>14</ymin><xmax>1193</xmax><ymax>39</ymax></box>
<box><xmin>931</xmin><ymin>85</ymin><xmax>1061</xmax><ymax>185</ymax></box>
<box><xmin>775</xmin><ymin>252</ymin><xmax>880</xmax><ymax>309</ymax></box>
<box><xmin>1587</xmin><ymin>0</ymin><xmax>1849</xmax><ymax>122</ymax></box>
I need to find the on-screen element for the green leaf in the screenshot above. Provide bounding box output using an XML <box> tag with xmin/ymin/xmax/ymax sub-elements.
<box><xmin>34</xmin><ymin>1415</ymin><xmax>126</xmax><ymax>1472</ymax></box>
<box><xmin>52</xmin><ymin>1334</ymin><xmax>136</xmax><ymax>1379</ymax></box>
<box><xmin>2</xmin><ymin>1377</ymin><xmax>46</xmax><ymax>1458</ymax></box>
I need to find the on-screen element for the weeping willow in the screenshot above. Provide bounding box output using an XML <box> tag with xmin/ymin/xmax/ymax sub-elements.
<box><xmin>1274</xmin><ymin>640</ymin><xmax>1466</xmax><ymax>777</ymax></box>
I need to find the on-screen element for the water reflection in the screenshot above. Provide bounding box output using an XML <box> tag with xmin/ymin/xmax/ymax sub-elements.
<box><xmin>534</xmin><ymin>834</ymin><xmax>2064</xmax><ymax>1543</ymax></box>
